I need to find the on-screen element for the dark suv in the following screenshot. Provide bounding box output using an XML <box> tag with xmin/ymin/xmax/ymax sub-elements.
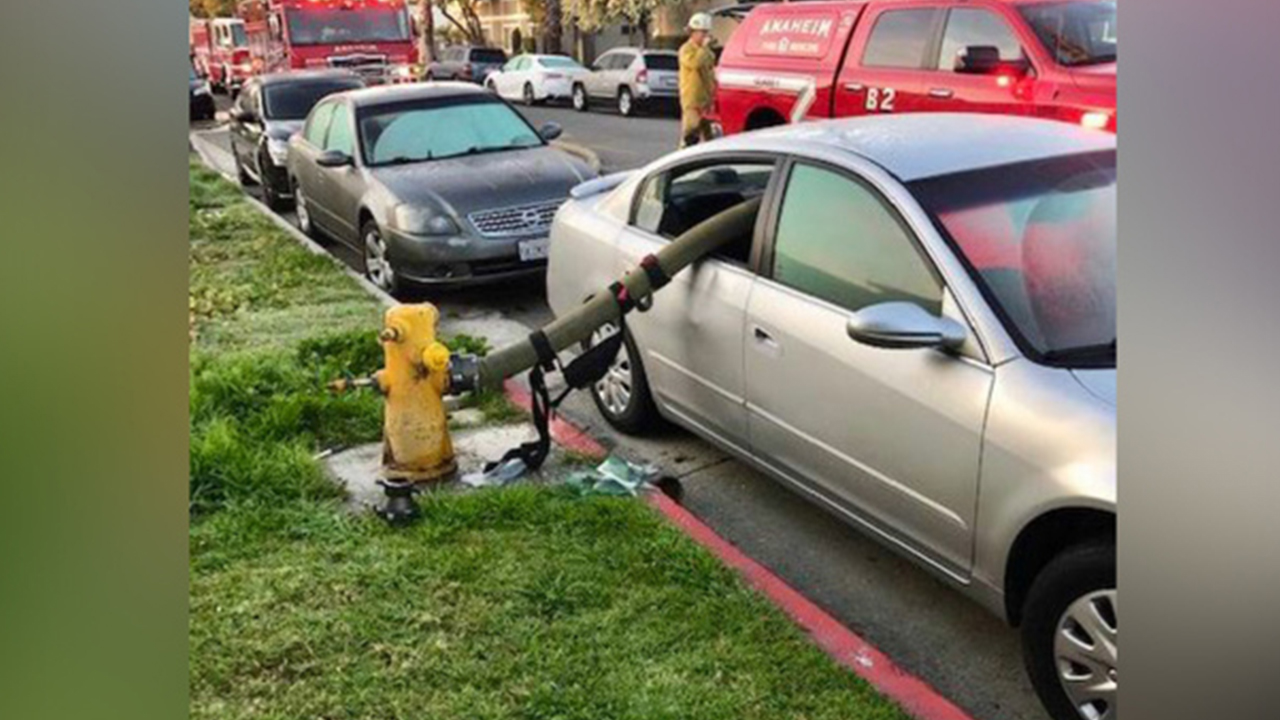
<box><xmin>424</xmin><ymin>46</ymin><xmax>509</xmax><ymax>84</ymax></box>
<box><xmin>228</xmin><ymin>70</ymin><xmax>365</xmax><ymax>210</ymax></box>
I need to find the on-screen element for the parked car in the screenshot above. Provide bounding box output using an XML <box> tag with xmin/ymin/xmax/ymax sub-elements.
<box><xmin>229</xmin><ymin>70</ymin><xmax>366</xmax><ymax>210</ymax></box>
<box><xmin>572</xmin><ymin>48</ymin><xmax>680</xmax><ymax>117</ymax></box>
<box><xmin>425</xmin><ymin>45</ymin><xmax>508</xmax><ymax>84</ymax></box>
<box><xmin>485</xmin><ymin>54</ymin><xmax>590</xmax><ymax>106</ymax></box>
<box><xmin>189</xmin><ymin>60</ymin><xmax>216</xmax><ymax>122</ymax></box>
<box><xmin>547</xmin><ymin>114</ymin><xmax>1116</xmax><ymax>720</ymax></box>
<box><xmin>713</xmin><ymin>0</ymin><xmax>1116</xmax><ymax>135</ymax></box>
<box><xmin>287</xmin><ymin>82</ymin><xmax>597</xmax><ymax>292</ymax></box>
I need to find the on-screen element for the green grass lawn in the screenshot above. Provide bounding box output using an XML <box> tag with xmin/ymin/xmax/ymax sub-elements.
<box><xmin>188</xmin><ymin>159</ymin><xmax>909</xmax><ymax>720</ymax></box>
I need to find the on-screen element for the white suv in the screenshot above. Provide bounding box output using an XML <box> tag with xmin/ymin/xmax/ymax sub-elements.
<box><xmin>573</xmin><ymin>48</ymin><xmax>680</xmax><ymax>117</ymax></box>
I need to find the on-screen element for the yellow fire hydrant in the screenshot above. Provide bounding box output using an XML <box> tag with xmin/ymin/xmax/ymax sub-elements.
<box><xmin>333</xmin><ymin>304</ymin><xmax>456</xmax><ymax>484</ymax></box>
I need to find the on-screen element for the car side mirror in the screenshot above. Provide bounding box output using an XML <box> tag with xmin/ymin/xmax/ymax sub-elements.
<box><xmin>539</xmin><ymin>122</ymin><xmax>563</xmax><ymax>141</ymax></box>
<box><xmin>316</xmin><ymin>150</ymin><xmax>353</xmax><ymax>168</ymax></box>
<box><xmin>955</xmin><ymin>45</ymin><xmax>1002</xmax><ymax>74</ymax></box>
<box><xmin>846</xmin><ymin>302</ymin><xmax>967</xmax><ymax>351</ymax></box>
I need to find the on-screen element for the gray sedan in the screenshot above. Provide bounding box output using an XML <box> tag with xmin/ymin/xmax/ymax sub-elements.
<box><xmin>288</xmin><ymin>82</ymin><xmax>596</xmax><ymax>292</ymax></box>
<box><xmin>548</xmin><ymin>115</ymin><xmax>1116</xmax><ymax>720</ymax></box>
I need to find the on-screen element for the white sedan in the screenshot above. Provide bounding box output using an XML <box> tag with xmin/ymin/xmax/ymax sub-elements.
<box><xmin>486</xmin><ymin>54</ymin><xmax>589</xmax><ymax>106</ymax></box>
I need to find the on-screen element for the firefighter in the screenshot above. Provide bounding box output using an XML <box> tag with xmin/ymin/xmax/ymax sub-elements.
<box><xmin>678</xmin><ymin>12</ymin><xmax>718</xmax><ymax>148</ymax></box>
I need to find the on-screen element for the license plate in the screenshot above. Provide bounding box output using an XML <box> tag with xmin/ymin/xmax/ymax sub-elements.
<box><xmin>518</xmin><ymin>238</ymin><xmax>550</xmax><ymax>261</ymax></box>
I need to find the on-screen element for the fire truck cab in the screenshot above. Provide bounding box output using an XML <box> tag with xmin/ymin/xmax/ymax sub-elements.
<box><xmin>191</xmin><ymin>17</ymin><xmax>253</xmax><ymax>95</ymax></box>
<box><xmin>238</xmin><ymin>0</ymin><xmax>419</xmax><ymax>86</ymax></box>
<box><xmin>713</xmin><ymin>0</ymin><xmax>1116</xmax><ymax>135</ymax></box>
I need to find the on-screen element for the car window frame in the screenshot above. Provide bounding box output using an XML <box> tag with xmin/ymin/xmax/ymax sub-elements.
<box><xmin>932</xmin><ymin>6</ymin><xmax>1031</xmax><ymax>73</ymax></box>
<box><xmin>627</xmin><ymin>151</ymin><xmax>787</xmax><ymax>272</ymax></box>
<box><xmin>759</xmin><ymin>156</ymin><xmax>947</xmax><ymax>314</ymax></box>
<box><xmin>323</xmin><ymin>100</ymin><xmax>357</xmax><ymax>158</ymax></box>
<box><xmin>859</xmin><ymin>6</ymin><xmax>945</xmax><ymax>70</ymax></box>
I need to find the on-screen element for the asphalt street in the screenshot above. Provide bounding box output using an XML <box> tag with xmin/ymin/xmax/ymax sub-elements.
<box><xmin>192</xmin><ymin>93</ymin><xmax>1049</xmax><ymax>720</ymax></box>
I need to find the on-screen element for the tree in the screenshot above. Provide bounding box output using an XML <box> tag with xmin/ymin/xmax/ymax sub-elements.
<box><xmin>434</xmin><ymin>0</ymin><xmax>486</xmax><ymax>46</ymax></box>
<box><xmin>522</xmin><ymin>0</ymin><xmax>562</xmax><ymax>54</ymax></box>
<box><xmin>563</xmin><ymin>0</ymin><xmax>674</xmax><ymax>43</ymax></box>
<box><xmin>189</xmin><ymin>0</ymin><xmax>237</xmax><ymax>18</ymax></box>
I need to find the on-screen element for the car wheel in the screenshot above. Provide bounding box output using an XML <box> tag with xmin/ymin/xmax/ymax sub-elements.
<box><xmin>572</xmin><ymin>84</ymin><xmax>588</xmax><ymax>112</ymax></box>
<box><xmin>523</xmin><ymin>82</ymin><xmax>536</xmax><ymax>106</ymax></box>
<box><xmin>1022</xmin><ymin>542</ymin><xmax>1117</xmax><ymax>720</ymax></box>
<box><xmin>361</xmin><ymin>220</ymin><xmax>402</xmax><ymax>296</ymax></box>
<box><xmin>584</xmin><ymin>323</ymin><xmax>659</xmax><ymax>434</ymax></box>
<box><xmin>617</xmin><ymin>87</ymin><xmax>634</xmax><ymax>117</ymax></box>
<box><xmin>294</xmin><ymin>182</ymin><xmax>317</xmax><ymax>238</ymax></box>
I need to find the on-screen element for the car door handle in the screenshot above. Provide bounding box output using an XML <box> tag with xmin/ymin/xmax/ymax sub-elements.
<box><xmin>752</xmin><ymin>325</ymin><xmax>782</xmax><ymax>353</ymax></box>
<box><xmin>929</xmin><ymin>87</ymin><xmax>955</xmax><ymax>99</ymax></box>
<box><xmin>844</xmin><ymin>82</ymin><xmax>865</xmax><ymax>92</ymax></box>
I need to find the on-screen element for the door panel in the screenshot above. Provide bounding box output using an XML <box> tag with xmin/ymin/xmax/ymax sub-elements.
<box><xmin>318</xmin><ymin>102</ymin><xmax>360</xmax><ymax>244</ymax></box>
<box><xmin>833</xmin><ymin>5</ymin><xmax>942</xmax><ymax>117</ymax></box>
<box><xmin>745</xmin><ymin>161</ymin><xmax>990</xmax><ymax>574</ymax></box>
<box><xmin>619</xmin><ymin>228</ymin><xmax>755</xmax><ymax>451</ymax></box>
<box><xmin>920</xmin><ymin>7</ymin><xmax>1033</xmax><ymax>116</ymax></box>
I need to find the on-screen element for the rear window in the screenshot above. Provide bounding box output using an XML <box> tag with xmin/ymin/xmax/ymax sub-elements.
<box><xmin>470</xmin><ymin>48</ymin><xmax>507</xmax><ymax>64</ymax></box>
<box><xmin>539</xmin><ymin>56</ymin><xmax>584</xmax><ymax>69</ymax></box>
<box><xmin>264</xmin><ymin>80</ymin><xmax>363</xmax><ymax>120</ymax></box>
<box><xmin>862</xmin><ymin>9</ymin><xmax>939</xmax><ymax>68</ymax></box>
<box><xmin>744</xmin><ymin>10</ymin><xmax>843</xmax><ymax>59</ymax></box>
<box><xmin>643</xmin><ymin>54</ymin><xmax>678</xmax><ymax>71</ymax></box>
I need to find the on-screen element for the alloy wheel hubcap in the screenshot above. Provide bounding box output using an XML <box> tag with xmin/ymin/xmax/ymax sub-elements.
<box><xmin>591</xmin><ymin>324</ymin><xmax>633</xmax><ymax>416</ymax></box>
<box><xmin>620</xmin><ymin>92</ymin><xmax>631</xmax><ymax>115</ymax></box>
<box><xmin>1055</xmin><ymin>589</ymin><xmax>1117</xmax><ymax>720</ymax></box>
<box><xmin>364</xmin><ymin>230</ymin><xmax>392</xmax><ymax>289</ymax></box>
<box><xmin>574</xmin><ymin>88</ymin><xmax>584</xmax><ymax>108</ymax></box>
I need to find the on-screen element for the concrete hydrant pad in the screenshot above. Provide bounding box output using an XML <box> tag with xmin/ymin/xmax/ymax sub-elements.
<box><xmin>326</xmin><ymin>424</ymin><xmax>562</xmax><ymax>510</ymax></box>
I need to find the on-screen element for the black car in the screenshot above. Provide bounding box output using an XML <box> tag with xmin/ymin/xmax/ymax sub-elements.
<box><xmin>424</xmin><ymin>46</ymin><xmax>508</xmax><ymax>84</ymax></box>
<box><xmin>189</xmin><ymin>61</ymin><xmax>215</xmax><ymax>122</ymax></box>
<box><xmin>228</xmin><ymin>70</ymin><xmax>366</xmax><ymax>210</ymax></box>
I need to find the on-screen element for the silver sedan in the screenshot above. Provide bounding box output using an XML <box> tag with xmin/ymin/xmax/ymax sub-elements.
<box><xmin>547</xmin><ymin>114</ymin><xmax>1117</xmax><ymax>720</ymax></box>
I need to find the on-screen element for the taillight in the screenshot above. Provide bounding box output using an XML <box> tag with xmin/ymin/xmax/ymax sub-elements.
<box><xmin>637</xmin><ymin>69</ymin><xmax>649</xmax><ymax>85</ymax></box>
<box><xmin>461</xmin><ymin>62</ymin><xmax>472</xmax><ymax>78</ymax></box>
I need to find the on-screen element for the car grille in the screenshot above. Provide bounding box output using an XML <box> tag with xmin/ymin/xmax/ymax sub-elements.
<box><xmin>468</xmin><ymin>199</ymin><xmax>564</xmax><ymax>238</ymax></box>
<box><xmin>328</xmin><ymin>54</ymin><xmax>388</xmax><ymax>78</ymax></box>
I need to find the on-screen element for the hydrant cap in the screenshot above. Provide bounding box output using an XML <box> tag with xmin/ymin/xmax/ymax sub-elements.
<box><xmin>423</xmin><ymin>342</ymin><xmax>451</xmax><ymax>373</ymax></box>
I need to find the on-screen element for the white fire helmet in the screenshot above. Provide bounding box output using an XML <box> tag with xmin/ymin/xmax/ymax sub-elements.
<box><xmin>688</xmin><ymin>12</ymin><xmax>713</xmax><ymax>32</ymax></box>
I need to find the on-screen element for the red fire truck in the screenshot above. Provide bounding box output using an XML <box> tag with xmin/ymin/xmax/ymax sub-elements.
<box><xmin>190</xmin><ymin>17</ymin><xmax>254</xmax><ymax>94</ymax></box>
<box><xmin>237</xmin><ymin>0</ymin><xmax>418</xmax><ymax>85</ymax></box>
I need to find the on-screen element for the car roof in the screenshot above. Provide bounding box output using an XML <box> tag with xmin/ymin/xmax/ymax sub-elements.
<box><xmin>341</xmin><ymin>81</ymin><xmax>493</xmax><ymax>107</ymax></box>
<box><xmin>710</xmin><ymin>114</ymin><xmax>1115</xmax><ymax>181</ymax></box>
<box><xmin>254</xmin><ymin>70</ymin><xmax>364</xmax><ymax>87</ymax></box>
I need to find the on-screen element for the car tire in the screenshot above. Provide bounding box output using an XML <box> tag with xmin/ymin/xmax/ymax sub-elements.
<box><xmin>361</xmin><ymin>220</ymin><xmax>403</xmax><ymax>297</ymax></box>
<box><xmin>617</xmin><ymin>87</ymin><xmax>634</xmax><ymax>117</ymax></box>
<box><xmin>424</xmin><ymin>70</ymin><xmax>435</xmax><ymax>81</ymax></box>
<box><xmin>259</xmin><ymin>151</ymin><xmax>289</xmax><ymax>211</ymax></box>
<box><xmin>523</xmin><ymin>82</ymin><xmax>536</xmax><ymax>106</ymax></box>
<box><xmin>584</xmin><ymin>323</ymin><xmax>659</xmax><ymax>434</ymax></box>
<box><xmin>1022</xmin><ymin>542</ymin><xmax>1117</xmax><ymax>720</ymax></box>
<box><xmin>294</xmin><ymin>181</ymin><xmax>318</xmax><ymax>239</ymax></box>
<box><xmin>572</xmin><ymin>84</ymin><xmax>589</xmax><ymax>112</ymax></box>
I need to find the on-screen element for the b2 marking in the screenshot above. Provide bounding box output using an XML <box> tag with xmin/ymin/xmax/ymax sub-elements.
<box><xmin>864</xmin><ymin>86</ymin><xmax>897</xmax><ymax>112</ymax></box>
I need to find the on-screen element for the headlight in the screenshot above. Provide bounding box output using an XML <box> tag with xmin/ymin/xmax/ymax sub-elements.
<box><xmin>266</xmin><ymin>138</ymin><xmax>289</xmax><ymax>166</ymax></box>
<box><xmin>394</xmin><ymin>205</ymin><xmax>459</xmax><ymax>236</ymax></box>
<box><xmin>1080</xmin><ymin>111</ymin><xmax>1111</xmax><ymax>130</ymax></box>
<box><xmin>390</xmin><ymin>65</ymin><xmax>415</xmax><ymax>79</ymax></box>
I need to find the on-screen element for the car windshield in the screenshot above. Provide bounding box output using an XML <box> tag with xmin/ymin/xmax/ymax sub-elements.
<box><xmin>231</xmin><ymin>24</ymin><xmax>248</xmax><ymax>47</ymax></box>
<box><xmin>265</xmin><ymin>80</ymin><xmax>362</xmax><ymax>120</ymax></box>
<box><xmin>1019</xmin><ymin>1</ymin><xmax>1116</xmax><ymax>66</ymax></box>
<box><xmin>909</xmin><ymin>151</ymin><xmax>1116</xmax><ymax>366</ymax></box>
<box><xmin>285</xmin><ymin>7</ymin><xmax>411</xmax><ymax>45</ymax></box>
<box><xmin>359</xmin><ymin>95</ymin><xmax>543</xmax><ymax>167</ymax></box>
<box><xmin>538</xmin><ymin>56</ymin><xmax>584</xmax><ymax>69</ymax></box>
<box><xmin>471</xmin><ymin>48</ymin><xmax>507</xmax><ymax>64</ymax></box>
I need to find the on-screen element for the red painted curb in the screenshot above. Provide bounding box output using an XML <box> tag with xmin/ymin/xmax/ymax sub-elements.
<box><xmin>502</xmin><ymin>379</ymin><xmax>976</xmax><ymax>720</ymax></box>
<box><xmin>502</xmin><ymin>379</ymin><xmax>609</xmax><ymax>458</ymax></box>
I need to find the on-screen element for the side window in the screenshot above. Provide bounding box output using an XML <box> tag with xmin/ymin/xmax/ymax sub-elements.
<box><xmin>325</xmin><ymin>103</ymin><xmax>355</xmax><ymax>155</ymax></box>
<box><xmin>304</xmin><ymin>102</ymin><xmax>335</xmax><ymax>146</ymax></box>
<box><xmin>937</xmin><ymin>8</ymin><xmax>1024</xmax><ymax>70</ymax></box>
<box><xmin>633</xmin><ymin>160</ymin><xmax>776</xmax><ymax>265</ymax></box>
<box><xmin>772</xmin><ymin>164</ymin><xmax>942</xmax><ymax>316</ymax></box>
<box><xmin>862</xmin><ymin>9</ymin><xmax>940</xmax><ymax>69</ymax></box>
<box><xmin>594</xmin><ymin>53</ymin><xmax>613</xmax><ymax>70</ymax></box>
